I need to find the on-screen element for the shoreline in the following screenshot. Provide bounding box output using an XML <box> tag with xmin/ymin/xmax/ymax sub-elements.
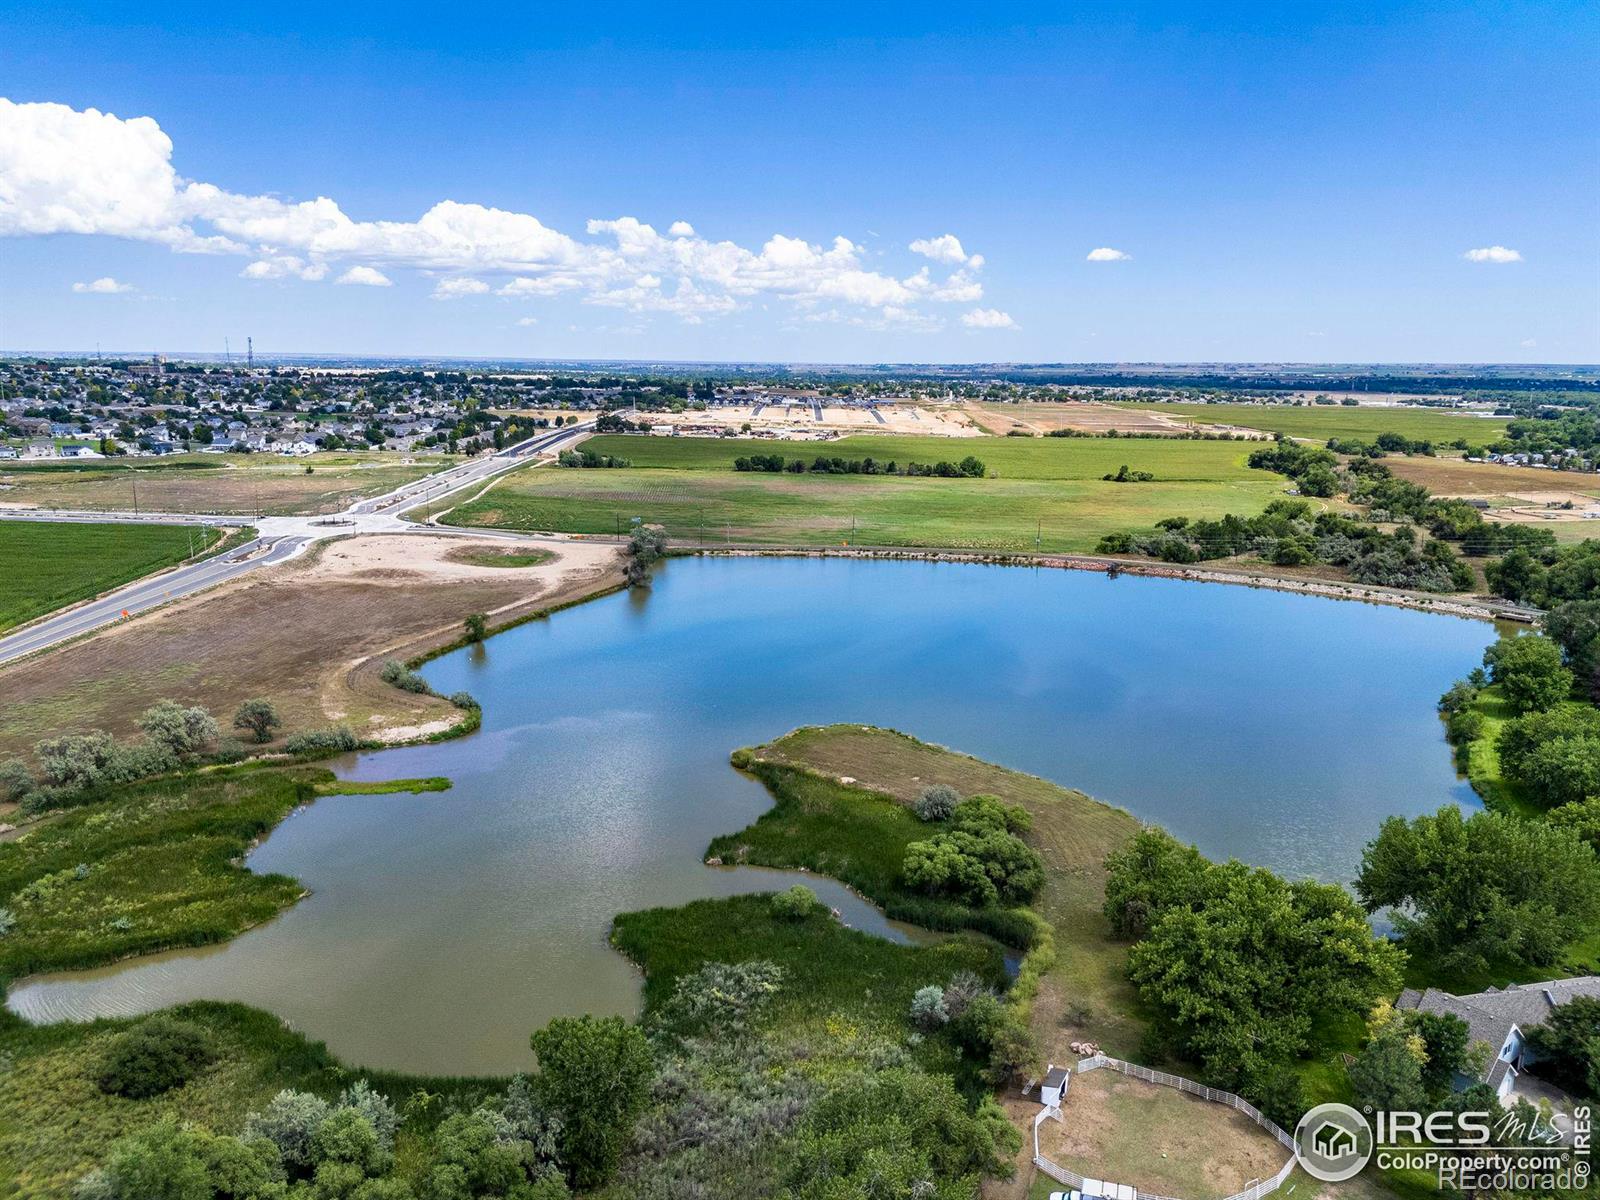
<box><xmin>682</xmin><ymin>543</ymin><xmax>1541</xmax><ymax>624</ymax></box>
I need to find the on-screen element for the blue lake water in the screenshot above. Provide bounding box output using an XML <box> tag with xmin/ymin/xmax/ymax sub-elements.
<box><xmin>8</xmin><ymin>557</ymin><xmax>1493</xmax><ymax>1074</ymax></box>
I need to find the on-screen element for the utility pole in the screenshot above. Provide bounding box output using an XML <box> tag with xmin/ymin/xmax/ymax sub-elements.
<box><xmin>131</xmin><ymin>470</ymin><xmax>139</xmax><ymax>516</ymax></box>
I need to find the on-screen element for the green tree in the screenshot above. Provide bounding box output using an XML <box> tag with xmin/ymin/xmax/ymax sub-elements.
<box><xmin>233</xmin><ymin>698</ymin><xmax>282</xmax><ymax>744</ymax></box>
<box><xmin>1409</xmin><ymin>1010</ymin><xmax>1472</xmax><ymax>1098</ymax></box>
<box><xmin>1350</xmin><ymin>1014</ymin><xmax>1426</xmax><ymax>1114</ymax></box>
<box><xmin>530</xmin><ymin>1015</ymin><xmax>653</xmax><ymax>1189</ymax></box>
<box><xmin>1550</xmin><ymin>798</ymin><xmax>1600</xmax><ymax>851</ymax></box>
<box><xmin>1356</xmin><ymin>806</ymin><xmax>1600</xmax><ymax>970</ymax></box>
<box><xmin>779</xmin><ymin>1068</ymin><xmax>1017</xmax><ymax>1198</ymax></box>
<box><xmin>1483</xmin><ymin>634</ymin><xmax>1573</xmax><ymax>713</ymax></box>
<box><xmin>463</xmin><ymin>613</ymin><xmax>488</xmax><ymax>644</ymax></box>
<box><xmin>1527</xmin><ymin>996</ymin><xmax>1600</xmax><ymax>1098</ymax></box>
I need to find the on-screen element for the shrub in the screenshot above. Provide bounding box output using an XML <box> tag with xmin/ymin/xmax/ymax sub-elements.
<box><xmin>447</xmin><ymin>690</ymin><xmax>480</xmax><ymax>710</ymax></box>
<box><xmin>137</xmin><ymin>701</ymin><xmax>219</xmax><ymax>756</ymax></box>
<box><xmin>902</xmin><ymin>795</ymin><xmax>1043</xmax><ymax>907</ymax></box>
<box><xmin>770</xmin><ymin>884</ymin><xmax>818</xmax><ymax>919</ymax></box>
<box><xmin>909</xmin><ymin>985</ymin><xmax>949</xmax><ymax>1030</ymax></box>
<box><xmin>379</xmin><ymin>659</ymin><xmax>432</xmax><ymax>694</ymax></box>
<box><xmin>244</xmin><ymin>1089</ymin><xmax>332</xmax><ymax>1169</ymax></box>
<box><xmin>913</xmin><ymin>784</ymin><xmax>959</xmax><ymax>822</ymax></box>
<box><xmin>338</xmin><ymin>1080</ymin><xmax>400</xmax><ymax>1153</ymax></box>
<box><xmin>0</xmin><ymin>907</ymin><xmax>15</xmax><ymax>937</ymax></box>
<box><xmin>283</xmin><ymin>726</ymin><xmax>359</xmax><ymax>755</ymax></box>
<box><xmin>658</xmin><ymin>960</ymin><xmax>786</xmax><ymax>1034</ymax></box>
<box><xmin>96</xmin><ymin>1016</ymin><xmax>215</xmax><ymax>1099</ymax></box>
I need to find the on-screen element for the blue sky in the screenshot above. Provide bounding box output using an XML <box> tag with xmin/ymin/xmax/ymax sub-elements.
<box><xmin>1</xmin><ymin>1</ymin><xmax>1595</xmax><ymax>362</ymax></box>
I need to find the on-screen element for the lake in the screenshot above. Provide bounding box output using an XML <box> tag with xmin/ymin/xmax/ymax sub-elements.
<box><xmin>8</xmin><ymin>557</ymin><xmax>1493</xmax><ymax>1074</ymax></box>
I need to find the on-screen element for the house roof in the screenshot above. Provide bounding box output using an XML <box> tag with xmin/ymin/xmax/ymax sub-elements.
<box><xmin>1042</xmin><ymin>1067</ymin><xmax>1069</xmax><ymax>1088</ymax></box>
<box><xmin>1395</xmin><ymin>976</ymin><xmax>1600</xmax><ymax>1082</ymax></box>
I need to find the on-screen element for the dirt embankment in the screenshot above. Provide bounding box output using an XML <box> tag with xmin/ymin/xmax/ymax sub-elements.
<box><xmin>0</xmin><ymin>534</ymin><xmax>623</xmax><ymax>758</ymax></box>
<box><xmin>694</xmin><ymin>545</ymin><xmax>1538</xmax><ymax>623</ymax></box>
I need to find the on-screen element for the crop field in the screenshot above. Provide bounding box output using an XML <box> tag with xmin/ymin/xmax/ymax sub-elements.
<box><xmin>0</xmin><ymin>452</ymin><xmax>449</xmax><ymax>516</ymax></box>
<box><xmin>1114</xmin><ymin>401</ymin><xmax>1509</xmax><ymax>443</ymax></box>
<box><xmin>441</xmin><ymin>433</ymin><xmax>1289</xmax><ymax>553</ymax></box>
<box><xmin>0</xmin><ymin>520</ymin><xmax>223</xmax><ymax>632</ymax></box>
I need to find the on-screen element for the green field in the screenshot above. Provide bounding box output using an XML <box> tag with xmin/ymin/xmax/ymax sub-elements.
<box><xmin>1117</xmin><ymin>401</ymin><xmax>1509</xmax><ymax>443</ymax></box>
<box><xmin>0</xmin><ymin>520</ymin><xmax>223</xmax><ymax>632</ymax></box>
<box><xmin>441</xmin><ymin>433</ymin><xmax>1290</xmax><ymax>552</ymax></box>
<box><xmin>0</xmin><ymin>451</ymin><xmax>448</xmax><ymax>516</ymax></box>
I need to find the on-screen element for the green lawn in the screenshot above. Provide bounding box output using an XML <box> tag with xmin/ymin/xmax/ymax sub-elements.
<box><xmin>1116</xmin><ymin>401</ymin><xmax>1509</xmax><ymax>444</ymax></box>
<box><xmin>0</xmin><ymin>520</ymin><xmax>223</xmax><ymax>632</ymax></box>
<box><xmin>441</xmin><ymin>433</ymin><xmax>1289</xmax><ymax>553</ymax></box>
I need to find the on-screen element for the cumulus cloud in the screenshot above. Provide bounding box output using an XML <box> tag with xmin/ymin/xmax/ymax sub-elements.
<box><xmin>242</xmin><ymin>255</ymin><xmax>327</xmax><ymax>281</ymax></box>
<box><xmin>335</xmin><ymin>266</ymin><xmax>392</xmax><ymax>287</ymax></box>
<box><xmin>516</xmin><ymin>316</ymin><xmax>539</xmax><ymax>326</ymax></box>
<box><xmin>961</xmin><ymin>308</ymin><xmax>1016</xmax><ymax>329</ymax></box>
<box><xmin>71</xmin><ymin>276</ymin><xmax>132</xmax><ymax>293</ymax></box>
<box><xmin>0</xmin><ymin>98</ymin><xmax>991</xmax><ymax>328</ymax></box>
<box><xmin>1086</xmin><ymin>247</ymin><xmax>1130</xmax><ymax>262</ymax></box>
<box><xmin>909</xmin><ymin>234</ymin><xmax>974</xmax><ymax>265</ymax></box>
<box><xmin>1521</xmin><ymin>338</ymin><xmax>1537</xmax><ymax>348</ymax></box>
<box><xmin>1464</xmin><ymin>246</ymin><xmax>1522</xmax><ymax>263</ymax></box>
<box><xmin>432</xmin><ymin>276</ymin><xmax>490</xmax><ymax>300</ymax></box>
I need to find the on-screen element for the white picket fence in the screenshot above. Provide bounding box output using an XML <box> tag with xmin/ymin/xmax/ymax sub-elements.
<box><xmin>1033</xmin><ymin>1054</ymin><xmax>1298</xmax><ymax>1200</ymax></box>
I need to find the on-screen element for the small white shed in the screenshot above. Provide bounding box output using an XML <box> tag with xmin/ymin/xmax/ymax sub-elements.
<box><xmin>1040</xmin><ymin>1064</ymin><xmax>1069</xmax><ymax>1108</ymax></box>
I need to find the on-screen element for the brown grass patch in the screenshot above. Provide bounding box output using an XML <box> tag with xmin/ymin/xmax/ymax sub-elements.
<box><xmin>1039</xmin><ymin>1068</ymin><xmax>1289</xmax><ymax>1200</ymax></box>
<box><xmin>0</xmin><ymin>535</ymin><xmax>621</xmax><ymax>758</ymax></box>
<box><xmin>1388</xmin><ymin>456</ymin><xmax>1600</xmax><ymax>501</ymax></box>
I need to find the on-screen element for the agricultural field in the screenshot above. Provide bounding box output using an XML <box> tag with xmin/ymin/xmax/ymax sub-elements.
<box><xmin>0</xmin><ymin>520</ymin><xmax>225</xmax><ymax>632</ymax></box>
<box><xmin>440</xmin><ymin>433</ymin><xmax>1291</xmax><ymax>553</ymax></box>
<box><xmin>968</xmin><ymin>401</ymin><xmax>1204</xmax><ymax>437</ymax></box>
<box><xmin>1114</xmin><ymin>401</ymin><xmax>1509</xmax><ymax>443</ymax></box>
<box><xmin>0</xmin><ymin>452</ymin><xmax>449</xmax><ymax>517</ymax></box>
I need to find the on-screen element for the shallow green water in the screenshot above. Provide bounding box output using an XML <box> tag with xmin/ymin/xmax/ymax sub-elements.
<box><xmin>8</xmin><ymin>557</ymin><xmax>1492</xmax><ymax>1074</ymax></box>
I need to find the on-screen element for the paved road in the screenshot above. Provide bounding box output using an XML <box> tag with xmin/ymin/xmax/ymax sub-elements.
<box><xmin>0</xmin><ymin>422</ymin><xmax>593</xmax><ymax>665</ymax></box>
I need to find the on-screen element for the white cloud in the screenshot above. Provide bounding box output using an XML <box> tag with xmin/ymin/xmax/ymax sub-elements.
<box><xmin>1521</xmin><ymin>338</ymin><xmax>1538</xmax><ymax>348</ymax></box>
<box><xmin>335</xmin><ymin>266</ymin><xmax>392</xmax><ymax>287</ymax></box>
<box><xmin>0</xmin><ymin>98</ymin><xmax>994</xmax><ymax>325</ymax></box>
<box><xmin>71</xmin><ymin>276</ymin><xmax>132</xmax><ymax>293</ymax></box>
<box><xmin>241</xmin><ymin>255</ymin><xmax>327</xmax><ymax>281</ymax></box>
<box><xmin>910</xmin><ymin>234</ymin><xmax>977</xmax><ymax>266</ymax></box>
<box><xmin>1464</xmin><ymin>245</ymin><xmax>1522</xmax><ymax>263</ymax></box>
<box><xmin>516</xmin><ymin>316</ymin><xmax>539</xmax><ymax>326</ymax></box>
<box><xmin>961</xmin><ymin>308</ymin><xmax>1016</xmax><ymax>329</ymax></box>
<box><xmin>1086</xmin><ymin>247</ymin><xmax>1131</xmax><ymax>262</ymax></box>
<box><xmin>432</xmin><ymin>276</ymin><xmax>490</xmax><ymax>300</ymax></box>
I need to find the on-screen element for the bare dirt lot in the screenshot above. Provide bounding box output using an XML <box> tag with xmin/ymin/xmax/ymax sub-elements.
<box><xmin>1388</xmin><ymin>456</ymin><xmax>1600</xmax><ymax>501</ymax></box>
<box><xmin>640</xmin><ymin>402</ymin><xmax>980</xmax><ymax>439</ymax></box>
<box><xmin>968</xmin><ymin>402</ymin><xmax>1263</xmax><ymax>438</ymax></box>
<box><xmin>0</xmin><ymin>534</ymin><xmax>621</xmax><ymax>759</ymax></box>
<box><xmin>1035</xmin><ymin>1068</ymin><xmax>1289</xmax><ymax>1200</ymax></box>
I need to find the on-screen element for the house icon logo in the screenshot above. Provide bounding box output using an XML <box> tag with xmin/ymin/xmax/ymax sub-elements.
<box><xmin>1294</xmin><ymin>1103</ymin><xmax>1373</xmax><ymax>1182</ymax></box>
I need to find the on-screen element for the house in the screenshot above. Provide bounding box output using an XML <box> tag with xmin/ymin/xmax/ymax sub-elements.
<box><xmin>1040</xmin><ymin>1065</ymin><xmax>1069</xmax><ymax>1108</ymax></box>
<box><xmin>1395</xmin><ymin>976</ymin><xmax>1600</xmax><ymax>1099</ymax></box>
